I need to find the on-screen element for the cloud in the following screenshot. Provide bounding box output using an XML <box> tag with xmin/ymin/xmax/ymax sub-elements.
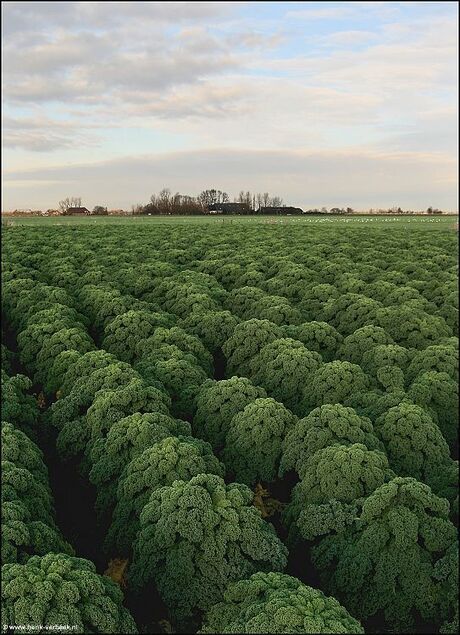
<box><xmin>3</xmin><ymin>147</ymin><xmax>457</xmax><ymax>210</ymax></box>
<box><xmin>285</xmin><ymin>2</ymin><xmax>400</xmax><ymax>21</ymax></box>
<box><xmin>2</xmin><ymin>115</ymin><xmax>102</xmax><ymax>152</ymax></box>
<box><xmin>2</xmin><ymin>1</ymin><xmax>233</xmax><ymax>36</ymax></box>
<box><xmin>285</xmin><ymin>6</ymin><xmax>355</xmax><ymax>20</ymax></box>
<box><xmin>321</xmin><ymin>30</ymin><xmax>377</xmax><ymax>46</ymax></box>
<box><xmin>1</xmin><ymin>1</ymin><xmax>456</xmax><ymax>211</ymax></box>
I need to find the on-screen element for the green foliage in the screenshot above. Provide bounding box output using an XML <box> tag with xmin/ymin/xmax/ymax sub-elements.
<box><xmin>285</xmin><ymin>321</ymin><xmax>343</xmax><ymax>362</ymax></box>
<box><xmin>1</xmin><ymin>553</ymin><xmax>138</xmax><ymax>633</ymax></box>
<box><xmin>222</xmin><ymin>319</ymin><xmax>283</xmax><ymax>377</ymax></box>
<box><xmin>56</xmin><ymin>378</ymin><xmax>171</xmax><ymax>464</ymax></box>
<box><xmin>102</xmin><ymin>309</ymin><xmax>175</xmax><ymax>362</ymax></box>
<box><xmin>360</xmin><ymin>343</ymin><xmax>412</xmax><ymax>389</ymax></box>
<box><xmin>2</xmin><ymin>461</ymin><xmax>54</xmax><ymax>527</ymax></box>
<box><xmin>33</xmin><ymin>327</ymin><xmax>95</xmax><ymax>386</ymax></box>
<box><xmin>180</xmin><ymin>310</ymin><xmax>239</xmax><ymax>352</ymax></box>
<box><xmin>249</xmin><ymin>339</ymin><xmax>322</xmax><ymax>415</ymax></box>
<box><xmin>1</xmin><ymin>343</ymin><xmax>12</xmax><ymax>374</ymax></box>
<box><xmin>137</xmin><ymin>326</ymin><xmax>213</xmax><ymax>375</ymax></box>
<box><xmin>408</xmin><ymin>371</ymin><xmax>458</xmax><ymax>450</ymax></box>
<box><xmin>59</xmin><ymin>349</ymin><xmax>120</xmax><ymax>394</ymax></box>
<box><xmin>193</xmin><ymin>377</ymin><xmax>267</xmax><ymax>449</ymax></box>
<box><xmin>298</xmin><ymin>284</ymin><xmax>339</xmax><ymax>322</ymax></box>
<box><xmin>129</xmin><ymin>473</ymin><xmax>288</xmax><ymax>621</ymax></box>
<box><xmin>433</xmin><ymin>544</ymin><xmax>459</xmax><ymax>633</ymax></box>
<box><xmin>50</xmin><ymin>361</ymin><xmax>140</xmax><ymax>430</ymax></box>
<box><xmin>294</xmin><ymin>499</ymin><xmax>360</xmax><ymax>542</ymax></box>
<box><xmin>223</xmin><ymin>398</ymin><xmax>297</xmax><ymax>485</ymax></box>
<box><xmin>135</xmin><ymin>354</ymin><xmax>208</xmax><ymax>419</ymax></box>
<box><xmin>2</xmin><ymin>499</ymin><xmax>74</xmax><ymax>564</ymax></box>
<box><xmin>312</xmin><ymin>477</ymin><xmax>458</xmax><ymax>631</ymax></box>
<box><xmin>374</xmin><ymin>402</ymin><xmax>451</xmax><ymax>484</ymax></box>
<box><xmin>338</xmin><ymin>325</ymin><xmax>394</xmax><ymax>365</ymax></box>
<box><xmin>199</xmin><ymin>572</ymin><xmax>364</xmax><ymax>634</ymax></box>
<box><xmin>406</xmin><ymin>344</ymin><xmax>458</xmax><ymax>384</ymax></box>
<box><xmin>89</xmin><ymin>412</ymin><xmax>191</xmax><ymax>518</ymax></box>
<box><xmin>284</xmin><ymin>444</ymin><xmax>393</xmax><ymax>539</ymax></box>
<box><xmin>280</xmin><ymin>403</ymin><xmax>382</xmax><ymax>478</ymax></box>
<box><xmin>323</xmin><ymin>293</ymin><xmax>383</xmax><ymax>336</ymax></box>
<box><xmin>301</xmin><ymin>361</ymin><xmax>370</xmax><ymax>411</ymax></box>
<box><xmin>107</xmin><ymin>435</ymin><xmax>225</xmax><ymax>554</ymax></box>
<box><xmin>375</xmin><ymin>305</ymin><xmax>452</xmax><ymax>349</ymax></box>
<box><xmin>1</xmin><ymin>422</ymin><xmax>48</xmax><ymax>486</ymax></box>
<box><xmin>44</xmin><ymin>349</ymin><xmax>83</xmax><ymax>395</ymax></box>
<box><xmin>1</xmin><ymin>372</ymin><xmax>39</xmax><ymax>440</ymax></box>
<box><xmin>18</xmin><ymin>322</ymin><xmax>94</xmax><ymax>379</ymax></box>
<box><xmin>2</xmin><ymin>215</ymin><xmax>458</xmax><ymax>635</ymax></box>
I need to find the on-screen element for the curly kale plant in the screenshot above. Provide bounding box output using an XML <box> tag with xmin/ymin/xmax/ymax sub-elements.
<box><xmin>137</xmin><ymin>326</ymin><xmax>213</xmax><ymax>375</ymax></box>
<box><xmin>408</xmin><ymin>371</ymin><xmax>458</xmax><ymax>451</ymax></box>
<box><xmin>106</xmin><ymin>435</ymin><xmax>225</xmax><ymax>553</ymax></box>
<box><xmin>180</xmin><ymin>310</ymin><xmax>239</xmax><ymax>352</ymax></box>
<box><xmin>135</xmin><ymin>354</ymin><xmax>208</xmax><ymax>419</ymax></box>
<box><xmin>57</xmin><ymin>349</ymin><xmax>121</xmax><ymax>396</ymax></box>
<box><xmin>2</xmin><ymin>499</ymin><xmax>74</xmax><ymax>564</ymax></box>
<box><xmin>285</xmin><ymin>321</ymin><xmax>343</xmax><ymax>362</ymax></box>
<box><xmin>280</xmin><ymin>403</ymin><xmax>383</xmax><ymax>479</ymax></box>
<box><xmin>89</xmin><ymin>412</ymin><xmax>191</xmax><ymax>518</ymax></box>
<box><xmin>101</xmin><ymin>309</ymin><xmax>175</xmax><ymax>363</ymax></box>
<box><xmin>222</xmin><ymin>398</ymin><xmax>297</xmax><ymax>485</ymax></box>
<box><xmin>193</xmin><ymin>377</ymin><xmax>267</xmax><ymax>449</ymax></box>
<box><xmin>249</xmin><ymin>339</ymin><xmax>322</xmax><ymax>415</ymax></box>
<box><xmin>199</xmin><ymin>572</ymin><xmax>364</xmax><ymax>634</ymax></box>
<box><xmin>2</xmin><ymin>461</ymin><xmax>54</xmax><ymax>528</ymax></box>
<box><xmin>129</xmin><ymin>474</ymin><xmax>288</xmax><ymax>621</ymax></box>
<box><xmin>338</xmin><ymin>325</ymin><xmax>394</xmax><ymax>365</ymax></box>
<box><xmin>312</xmin><ymin>477</ymin><xmax>458</xmax><ymax>631</ymax></box>
<box><xmin>1</xmin><ymin>372</ymin><xmax>39</xmax><ymax>439</ymax></box>
<box><xmin>222</xmin><ymin>319</ymin><xmax>283</xmax><ymax>377</ymax></box>
<box><xmin>1</xmin><ymin>422</ymin><xmax>48</xmax><ymax>486</ymax></box>
<box><xmin>360</xmin><ymin>343</ymin><xmax>412</xmax><ymax>390</ymax></box>
<box><xmin>2</xmin><ymin>456</ymin><xmax>73</xmax><ymax>564</ymax></box>
<box><xmin>1</xmin><ymin>553</ymin><xmax>137</xmax><ymax>633</ymax></box>
<box><xmin>284</xmin><ymin>444</ymin><xmax>393</xmax><ymax>540</ymax></box>
<box><xmin>375</xmin><ymin>305</ymin><xmax>452</xmax><ymax>349</ymax></box>
<box><xmin>406</xmin><ymin>344</ymin><xmax>458</xmax><ymax>384</ymax></box>
<box><xmin>301</xmin><ymin>361</ymin><xmax>370</xmax><ymax>412</ymax></box>
<box><xmin>322</xmin><ymin>293</ymin><xmax>382</xmax><ymax>336</ymax></box>
<box><xmin>49</xmin><ymin>361</ymin><xmax>141</xmax><ymax>431</ymax></box>
<box><xmin>56</xmin><ymin>378</ymin><xmax>171</xmax><ymax>464</ymax></box>
<box><xmin>374</xmin><ymin>402</ymin><xmax>451</xmax><ymax>484</ymax></box>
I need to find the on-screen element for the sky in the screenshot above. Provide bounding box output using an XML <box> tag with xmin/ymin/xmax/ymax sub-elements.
<box><xmin>2</xmin><ymin>1</ymin><xmax>458</xmax><ymax>211</ymax></box>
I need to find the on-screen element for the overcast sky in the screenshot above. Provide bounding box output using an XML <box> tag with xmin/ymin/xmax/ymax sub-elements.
<box><xmin>2</xmin><ymin>1</ymin><xmax>458</xmax><ymax>211</ymax></box>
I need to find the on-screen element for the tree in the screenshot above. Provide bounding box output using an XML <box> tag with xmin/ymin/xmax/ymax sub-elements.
<box><xmin>92</xmin><ymin>205</ymin><xmax>108</xmax><ymax>215</ymax></box>
<box><xmin>58</xmin><ymin>197</ymin><xmax>82</xmax><ymax>214</ymax></box>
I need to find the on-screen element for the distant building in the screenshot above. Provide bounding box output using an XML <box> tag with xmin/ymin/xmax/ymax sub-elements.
<box><xmin>66</xmin><ymin>207</ymin><xmax>90</xmax><ymax>215</ymax></box>
<box><xmin>259</xmin><ymin>206</ymin><xmax>303</xmax><ymax>215</ymax></box>
<box><xmin>207</xmin><ymin>203</ymin><xmax>250</xmax><ymax>214</ymax></box>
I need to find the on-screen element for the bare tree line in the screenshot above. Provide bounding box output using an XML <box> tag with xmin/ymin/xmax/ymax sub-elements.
<box><xmin>131</xmin><ymin>188</ymin><xmax>286</xmax><ymax>215</ymax></box>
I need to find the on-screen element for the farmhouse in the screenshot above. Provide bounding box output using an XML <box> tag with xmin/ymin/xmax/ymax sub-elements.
<box><xmin>66</xmin><ymin>207</ymin><xmax>90</xmax><ymax>215</ymax></box>
<box><xmin>207</xmin><ymin>203</ymin><xmax>250</xmax><ymax>214</ymax></box>
<box><xmin>259</xmin><ymin>206</ymin><xmax>304</xmax><ymax>215</ymax></box>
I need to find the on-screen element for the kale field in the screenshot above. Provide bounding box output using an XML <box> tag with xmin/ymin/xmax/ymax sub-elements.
<box><xmin>1</xmin><ymin>220</ymin><xmax>458</xmax><ymax>634</ymax></box>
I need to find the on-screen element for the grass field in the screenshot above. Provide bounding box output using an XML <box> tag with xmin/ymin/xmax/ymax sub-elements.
<box><xmin>2</xmin><ymin>214</ymin><xmax>458</xmax><ymax>229</ymax></box>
